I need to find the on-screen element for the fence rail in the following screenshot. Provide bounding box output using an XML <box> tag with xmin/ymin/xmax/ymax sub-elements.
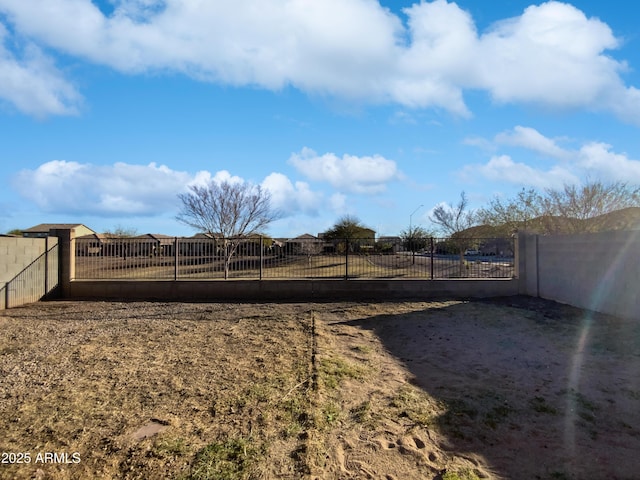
<box><xmin>74</xmin><ymin>236</ymin><xmax>515</xmax><ymax>280</ymax></box>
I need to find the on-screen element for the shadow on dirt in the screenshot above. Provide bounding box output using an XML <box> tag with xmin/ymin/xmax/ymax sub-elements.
<box><xmin>334</xmin><ymin>296</ymin><xmax>640</xmax><ymax>480</ymax></box>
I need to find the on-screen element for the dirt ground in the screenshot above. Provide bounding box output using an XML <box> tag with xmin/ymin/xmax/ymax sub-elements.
<box><xmin>1</xmin><ymin>297</ymin><xmax>639</xmax><ymax>480</ymax></box>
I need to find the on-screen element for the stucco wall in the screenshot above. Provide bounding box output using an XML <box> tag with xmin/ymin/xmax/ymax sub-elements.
<box><xmin>519</xmin><ymin>231</ymin><xmax>640</xmax><ymax>319</ymax></box>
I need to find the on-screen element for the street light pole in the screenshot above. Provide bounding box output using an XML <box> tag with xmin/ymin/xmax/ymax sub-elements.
<box><xmin>409</xmin><ymin>204</ymin><xmax>423</xmax><ymax>264</ymax></box>
<box><xmin>409</xmin><ymin>204</ymin><xmax>423</xmax><ymax>232</ymax></box>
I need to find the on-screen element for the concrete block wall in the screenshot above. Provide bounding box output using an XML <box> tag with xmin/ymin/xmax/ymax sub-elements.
<box><xmin>25</xmin><ymin>228</ymin><xmax>640</xmax><ymax>319</ymax></box>
<box><xmin>520</xmin><ymin>231</ymin><xmax>640</xmax><ymax>319</ymax></box>
<box><xmin>1</xmin><ymin>236</ymin><xmax>59</xmax><ymax>309</ymax></box>
<box><xmin>54</xmin><ymin>228</ymin><xmax>518</xmax><ymax>302</ymax></box>
<box><xmin>0</xmin><ymin>237</ymin><xmax>53</xmax><ymax>285</ymax></box>
<box><xmin>517</xmin><ymin>233</ymin><xmax>538</xmax><ymax>296</ymax></box>
<box><xmin>68</xmin><ymin>278</ymin><xmax>519</xmax><ymax>303</ymax></box>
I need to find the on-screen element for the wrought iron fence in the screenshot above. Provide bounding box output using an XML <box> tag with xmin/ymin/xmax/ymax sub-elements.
<box><xmin>74</xmin><ymin>236</ymin><xmax>515</xmax><ymax>280</ymax></box>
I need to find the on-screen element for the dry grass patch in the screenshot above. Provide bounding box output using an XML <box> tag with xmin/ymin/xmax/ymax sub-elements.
<box><xmin>0</xmin><ymin>302</ymin><xmax>313</xmax><ymax>480</ymax></box>
<box><xmin>1</xmin><ymin>297</ymin><xmax>640</xmax><ymax>480</ymax></box>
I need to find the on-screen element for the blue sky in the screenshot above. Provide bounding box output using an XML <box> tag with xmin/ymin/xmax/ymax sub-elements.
<box><xmin>1</xmin><ymin>0</ymin><xmax>639</xmax><ymax>238</ymax></box>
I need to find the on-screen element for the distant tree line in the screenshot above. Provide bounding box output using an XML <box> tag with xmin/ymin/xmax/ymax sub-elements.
<box><xmin>7</xmin><ymin>178</ymin><xmax>636</xmax><ymax>282</ymax></box>
<box><xmin>476</xmin><ymin>180</ymin><xmax>640</xmax><ymax>236</ymax></box>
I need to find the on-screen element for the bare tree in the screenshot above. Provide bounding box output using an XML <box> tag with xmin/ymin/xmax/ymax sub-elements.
<box><xmin>177</xmin><ymin>180</ymin><xmax>279</xmax><ymax>278</ymax></box>
<box><xmin>541</xmin><ymin>180</ymin><xmax>640</xmax><ymax>233</ymax></box>
<box><xmin>103</xmin><ymin>225</ymin><xmax>139</xmax><ymax>237</ymax></box>
<box><xmin>477</xmin><ymin>188</ymin><xmax>543</xmax><ymax>234</ymax></box>
<box><xmin>430</xmin><ymin>191</ymin><xmax>479</xmax><ymax>275</ymax></box>
<box><xmin>477</xmin><ymin>181</ymin><xmax>640</xmax><ymax>235</ymax></box>
<box><xmin>430</xmin><ymin>191</ymin><xmax>478</xmax><ymax>235</ymax></box>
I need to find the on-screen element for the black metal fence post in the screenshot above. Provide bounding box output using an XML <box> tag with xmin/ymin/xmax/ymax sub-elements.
<box><xmin>174</xmin><ymin>237</ymin><xmax>179</xmax><ymax>280</ymax></box>
<box><xmin>430</xmin><ymin>237</ymin><xmax>434</xmax><ymax>280</ymax></box>
<box><xmin>345</xmin><ymin>239</ymin><xmax>349</xmax><ymax>280</ymax></box>
<box><xmin>259</xmin><ymin>236</ymin><xmax>264</xmax><ymax>280</ymax></box>
<box><xmin>44</xmin><ymin>237</ymin><xmax>50</xmax><ymax>299</ymax></box>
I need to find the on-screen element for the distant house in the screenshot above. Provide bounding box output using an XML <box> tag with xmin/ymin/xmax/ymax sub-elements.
<box><xmin>75</xmin><ymin>233</ymin><xmax>178</xmax><ymax>257</ymax></box>
<box><xmin>134</xmin><ymin>234</ymin><xmax>176</xmax><ymax>256</ymax></box>
<box><xmin>177</xmin><ymin>233</ymin><xmax>220</xmax><ymax>256</ymax></box>
<box><xmin>478</xmin><ymin>238</ymin><xmax>515</xmax><ymax>257</ymax></box>
<box><xmin>23</xmin><ymin>223</ymin><xmax>95</xmax><ymax>238</ymax></box>
<box><xmin>190</xmin><ymin>232</ymin><xmax>222</xmax><ymax>240</ymax></box>
<box><xmin>377</xmin><ymin>236</ymin><xmax>402</xmax><ymax>253</ymax></box>
<box><xmin>75</xmin><ymin>233</ymin><xmax>122</xmax><ymax>256</ymax></box>
<box><xmin>355</xmin><ymin>229</ymin><xmax>376</xmax><ymax>252</ymax></box>
<box><xmin>285</xmin><ymin>233</ymin><xmax>324</xmax><ymax>255</ymax></box>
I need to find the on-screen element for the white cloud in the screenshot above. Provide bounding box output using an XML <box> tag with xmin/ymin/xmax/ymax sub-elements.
<box><xmin>475</xmin><ymin>3</ymin><xmax>624</xmax><ymax>107</ymax></box>
<box><xmin>463</xmin><ymin>135</ymin><xmax>495</xmax><ymax>152</ymax></box>
<box><xmin>603</xmin><ymin>85</ymin><xmax>640</xmax><ymax>125</ymax></box>
<box><xmin>12</xmin><ymin>160</ymin><xmax>321</xmax><ymax>218</ymax></box>
<box><xmin>392</xmin><ymin>0</ymin><xmax>476</xmax><ymax>115</ymax></box>
<box><xmin>461</xmin><ymin>154</ymin><xmax>578</xmax><ymax>189</ymax></box>
<box><xmin>13</xmin><ymin>160</ymin><xmax>193</xmax><ymax>215</ymax></box>
<box><xmin>261</xmin><ymin>172</ymin><xmax>321</xmax><ymax>216</ymax></box>
<box><xmin>0</xmin><ymin>25</ymin><xmax>81</xmax><ymax>116</ymax></box>
<box><xmin>289</xmin><ymin>147</ymin><xmax>399</xmax><ymax>194</ymax></box>
<box><xmin>186</xmin><ymin>169</ymin><xmax>244</xmax><ymax>188</ymax></box>
<box><xmin>0</xmin><ymin>0</ymin><xmax>638</xmax><ymax>122</ymax></box>
<box><xmin>495</xmin><ymin>126</ymin><xmax>570</xmax><ymax>160</ymax></box>
<box><xmin>0</xmin><ymin>0</ymin><xmax>402</xmax><ymax>94</ymax></box>
<box><xmin>577</xmin><ymin>142</ymin><xmax>640</xmax><ymax>183</ymax></box>
<box><xmin>462</xmin><ymin>126</ymin><xmax>640</xmax><ymax>188</ymax></box>
<box><xmin>329</xmin><ymin>193</ymin><xmax>348</xmax><ymax>213</ymax></box>
<box><xmin>212</xmin><ymin>170</ymin><xmax>245</xmax><ymax>186</ymax></box>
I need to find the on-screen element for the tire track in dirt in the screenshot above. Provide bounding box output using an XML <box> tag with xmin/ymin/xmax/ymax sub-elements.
<box><xmin>291</xmin><ymin>308</ymin><xmax>318</xmax><ymax>478</ymax></box>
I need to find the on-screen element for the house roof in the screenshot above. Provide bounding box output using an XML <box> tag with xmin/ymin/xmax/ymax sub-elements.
<box><xmin>190</xmin><ymin>232</ymin><xmax>222</xmax><ymax>239</ymax></box>
<box><xmin>189</xmin><ymin>233</ymin><xmax>269</xmax><ymax>240</ymax></box>
<box><xmin>77</xmin><ymin>233</ymin><xmax>121</xmax><ymax>241</ymax></box>
<box><xmin>288</xmin><ymin>233</ymin><xmax>320</xmax><ymax>241</ymax></box>
<box><xmin>76</xmin><ymin>233</ymin><xmax>177</xmax><ymax>246</ymax></box>
<box><xmin>135</xmin><ymin>233</ymin><xmax>176</xmax><ymax>244</ymax></box>
<box><xmin>24</xmin><ymin>223</ymin><xmax>95</xmax><ymax>233</ymax></box>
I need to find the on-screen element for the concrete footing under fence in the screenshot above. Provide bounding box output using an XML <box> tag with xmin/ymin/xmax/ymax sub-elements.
<box><xmin>68</xmin><ymin>278</ymin><xmax>519</xmax><ymax>302</ymax></box>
